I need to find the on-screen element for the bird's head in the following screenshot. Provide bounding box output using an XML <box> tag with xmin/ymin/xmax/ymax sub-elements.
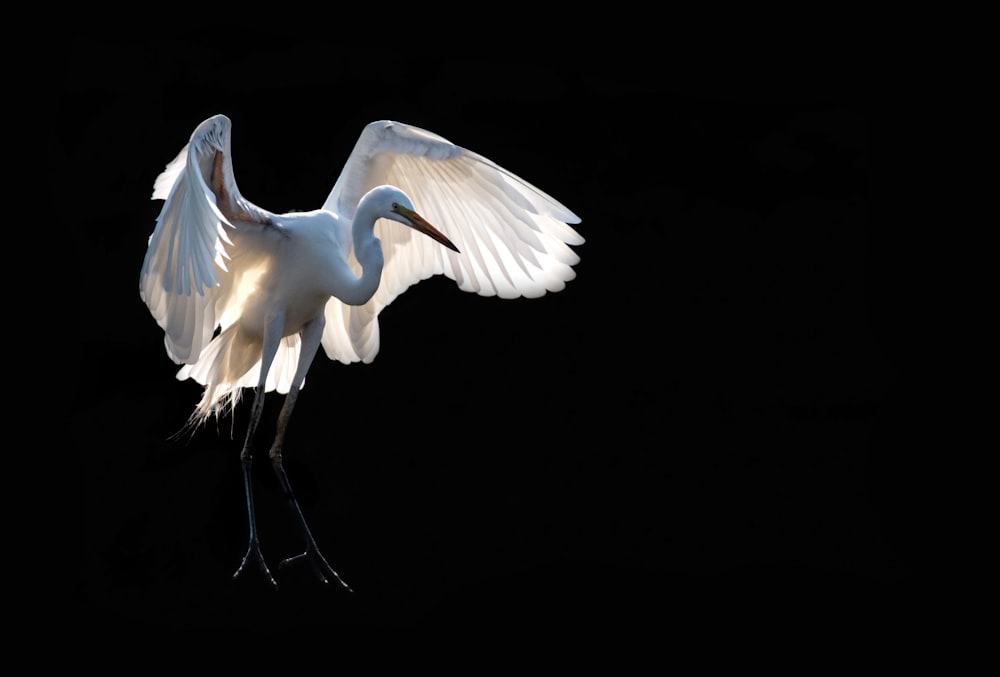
<box><xmin>376</xmin><ymin>186</ymin><xmax>460</xmax><ymax>253</ymax></box>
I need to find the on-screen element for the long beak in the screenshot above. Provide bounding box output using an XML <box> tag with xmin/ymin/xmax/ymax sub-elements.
<box><xmin>402</xmin><ymin>207</ymin><xmax>460</xmax><ymax>253</ymax></box>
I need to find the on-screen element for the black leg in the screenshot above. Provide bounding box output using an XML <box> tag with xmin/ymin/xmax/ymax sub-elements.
<box><xmin>232</xmin><ymin>457</ymin><xmax>277</xmax><ymax>588</ymax></box>
<box><xmin>272</xmin><ymin>458</ymin><xmax>353</xmax><ymax>593</ymax></box>
<box><xmin>265</xmin><ymin>332</ymin><xmax>354</xmax><ymax>593</ymax></box>
<box><xmin>231</xmin><ymin>384</ymin><xmax>277</xmax><ymax>588</ymax></box>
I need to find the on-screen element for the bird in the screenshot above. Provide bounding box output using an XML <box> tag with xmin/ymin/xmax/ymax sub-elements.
<box><xmin>140</xmin><ymin>113</ymin><xmax>583</xmax><ymax>591</ymax></box>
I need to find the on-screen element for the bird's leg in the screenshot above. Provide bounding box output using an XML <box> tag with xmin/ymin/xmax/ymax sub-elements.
<box><xmin>272</xmin><ymin>444</ymin><xmax>353</xmax><ymax>592</ymax></box>
<box><xmin>232</xmin><ymin>319</ymin><xmax>285</xmax><ymax>588</ymax></box>
<box><xmin>269</xmin><ymin>318</ymin><xmax>352</xmax><ymax>592</ymax></box>
<box><xmin>232</xmin><ymin>384</ymin><xmax>276</xmax><ymax>587</ymax></box>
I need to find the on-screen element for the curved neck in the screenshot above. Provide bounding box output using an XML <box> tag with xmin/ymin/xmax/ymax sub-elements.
<box><xmin>341</xmin><ymin>197</ymin><xmax>385</xmax><ymax>306</ymax></box>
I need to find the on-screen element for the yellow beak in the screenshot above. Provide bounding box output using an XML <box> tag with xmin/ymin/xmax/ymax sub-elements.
<box><xmin>399</xmin><ymin>206</ymin><xmax>460</xmax><ymax>253</ymax></box>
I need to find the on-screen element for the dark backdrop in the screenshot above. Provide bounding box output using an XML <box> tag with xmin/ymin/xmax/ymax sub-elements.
<box><xmin>63</xmin><ymin>40</ymin><xmax>910</xmax><ymax>633</ymax></box>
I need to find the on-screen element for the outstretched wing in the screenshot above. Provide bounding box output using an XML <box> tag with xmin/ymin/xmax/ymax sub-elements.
<box><xmin>140</xmin><ymin>113</ymin><xmax>276</xmax><ymax>365</ymax></box>
<box><xmin>319</xmin><ymin>120</ymin><xmax>584</xmax><ymax>364</ymax></box>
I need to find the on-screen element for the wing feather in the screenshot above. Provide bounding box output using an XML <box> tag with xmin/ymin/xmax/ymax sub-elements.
<box><xmin>141</xmin><ymin>116</ymin><xmax>235</xmax><ymax>364</ymax></box>
<box><xmin>143</xmin><ymin>114</ymin><xmax>312</xmax><ymax>420</ymax></box>
<box><xmin>142</xmin><ymin>114</ymin><xmax>280</xmax><ymax>359</ymax></box>
<box><xmin>319</xmin><ymin>120</ymin><xmax>583</xmax><ymax>364</ymax></box>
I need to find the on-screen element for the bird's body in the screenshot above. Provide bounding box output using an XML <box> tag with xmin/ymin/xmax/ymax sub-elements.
<box><xmin>173</xmin><ymin>210</ymin><xmax>341</xmax><ymax>419</ymax></box>
<box><xmin>171</xmin><ymin>205</ymin><xmax>385</xmax><ymax>422</ymax></box>
<box><xmin>140</xmin><ymin>114</ymin><xmax>582</xmax><ymax>589</ymax></box>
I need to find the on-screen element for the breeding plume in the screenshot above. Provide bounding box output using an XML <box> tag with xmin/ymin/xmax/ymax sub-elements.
<box><xmin>141</xmin><ymin>114</ymin><xmax>583</xmax><ymax>589</ymax></box>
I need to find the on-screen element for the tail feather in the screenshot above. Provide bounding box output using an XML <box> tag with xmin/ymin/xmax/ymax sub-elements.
<box><xmin>177</xmin><ymin>324</ymin><xmax>261</xmax><ymax>427</ymax></box>
<box><xmin>175</xmin><ymin>323</ymin><xmax>305</xmax><ymax>431</ymax></box>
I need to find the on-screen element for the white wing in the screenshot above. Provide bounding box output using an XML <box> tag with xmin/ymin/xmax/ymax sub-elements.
<box><xmin>319</xmin><ymin>120</ymin><xmax>584</xmax><ymax>364</ymax></box>
<box><xmin>140</xmin><ymin>114</ymin><xmax>302</xmax><ymax>404</ymax></box>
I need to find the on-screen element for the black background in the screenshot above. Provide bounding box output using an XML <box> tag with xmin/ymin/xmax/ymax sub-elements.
<box><xmin>62</xmin><ymin>37</ymin><xmax>915</xmax><ymax>634</ymax></box>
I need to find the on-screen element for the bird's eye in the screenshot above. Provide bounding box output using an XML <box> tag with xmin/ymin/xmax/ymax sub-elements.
<box><xmin>391</xmin><ymin>202</ymin><xmax>399</xmax><ymax>211</ymax></box>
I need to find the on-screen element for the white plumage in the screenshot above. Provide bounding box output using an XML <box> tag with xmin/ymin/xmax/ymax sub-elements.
<box><xmin>141</xmin><ymin>115</ymin><xmax>583</xmax><ymax>423</ymax></box>
<box><xmin>139</xmin><ymin>113</ymin><xmax>583</xmax><ymax>587</ymax></box>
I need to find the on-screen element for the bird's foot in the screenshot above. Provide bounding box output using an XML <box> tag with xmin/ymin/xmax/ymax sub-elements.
<box><xmin>233</xmin><ymin>540</ymin><xmax>278</xmax><ymax>589</ymax></box>
<box><xmin>280</xmin><ymin>546</ymin><xmax>353</xmax><ymax>593</ymax></box>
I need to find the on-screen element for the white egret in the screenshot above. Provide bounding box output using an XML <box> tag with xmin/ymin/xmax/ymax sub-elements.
<box><xmin>141</xmin><ymin>114</ymin><xmax>583</xmax><ymax>590</ymax></box>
